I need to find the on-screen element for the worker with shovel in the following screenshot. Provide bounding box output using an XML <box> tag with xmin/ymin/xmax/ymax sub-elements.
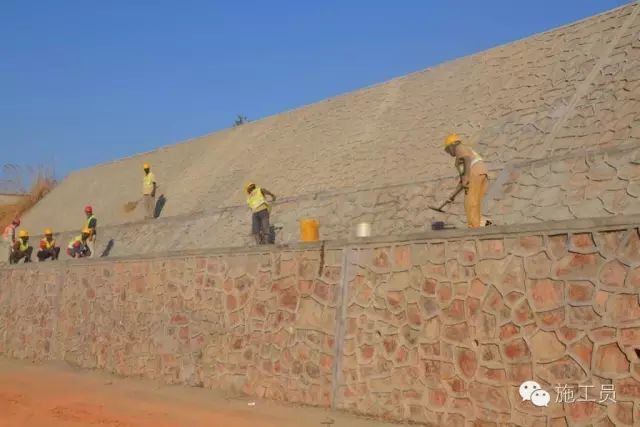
<box><xmin>245</xmin><ymin>182</ymin><xmax>276</xmax><ymax>245</ymax></box>
<box><xmin>433</xmin><ymin>134</ymin><xmax>489</xmax><ymax>228</ymax></box>
<box><xmin>142</xmin><ymin>162</ymin><xmax>157</xmax><ymax>219</ymax></box>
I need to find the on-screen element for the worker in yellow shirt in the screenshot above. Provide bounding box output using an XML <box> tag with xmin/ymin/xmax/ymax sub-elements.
<box><xmin>443</xmin><ymin>133</ymin><xmax>489</xmax><ymax>228</ymax></box>
<box><xmin>37</xmin><ymin>228</ymin><xmax>60</xmax><ymax>261</ymax></box>
<box><xmin>245</xmin><ymin>182</ymin><xmax>276</xmax><ymax>245</ymax></box>
<box><xmin>10</xmin><ymin>229</ymin><xmax>33</xmax><ymax>264</ymax></box>
<box><xmin>142</xmin><ymin>162</ymin><xmax>157</xmax><ymax>220</ymax></box>
<box><xmin>67</xmin><ymin>228</ymin><xmax>92</xmax><ymax>258</ymax></box>
<box><xmin>84</xmin><ymin>205</ymin><xmax>97</xmax><ymax>257</ymax></box>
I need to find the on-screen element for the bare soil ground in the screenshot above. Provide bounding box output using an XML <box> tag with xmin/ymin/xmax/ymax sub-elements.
<box><xmin>0</xmin><ymin>358</ymin><xmax>396</xmax><ymax>427</ymax></box>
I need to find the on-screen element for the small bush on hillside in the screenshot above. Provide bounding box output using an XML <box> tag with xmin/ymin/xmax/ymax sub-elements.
<box><xmin>233</xmin><ymin>114</ymin><xmax>249</xmax><ymax>127</ymax></box>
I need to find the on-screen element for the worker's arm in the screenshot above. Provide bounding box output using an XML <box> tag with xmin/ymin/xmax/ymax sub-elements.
<box><xmin>458</xmin><ymin>156</ymin><xmax>472</xmax><ymax>187</ymax></box>
<box><xmin>262</xmin><ymin>188</ymin><xmax>276</xmax><ymax>202</ymax></box>
<box><xmin>151</xmin><ymin>181</ymin><xmax>156</xmax><ymax>198</ymax></box>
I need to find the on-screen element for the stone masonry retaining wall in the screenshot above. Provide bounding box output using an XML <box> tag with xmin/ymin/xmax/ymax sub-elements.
<box><xmin>1</xmin><ymin>216</ymin><xmax>640</xmax><ymax>426</ymax></box>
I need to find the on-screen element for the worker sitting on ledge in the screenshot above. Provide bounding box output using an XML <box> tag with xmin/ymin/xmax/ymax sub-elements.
<box><xmin>443</xmin><ymin>133</ymin><xmax>490</xmax><ymax>228</ymax></box>
<box><xmin>245</xmin><ymin>182</ymin><xmax>276</xmax><ymax>245</ymax></box>
<box><xmin>38</xmin><ymin>228</ymin><xmax>60</xmax><ymax>261</ymax></box>
<box><xmin>10</xmin><ymin>229</ymin><xmax>33</xmax><ymax>264</ymax></box>
<box><xmin>67</xmin><ymin>228</ymin><xmax>92</xmax><ymax>258</ymax></box>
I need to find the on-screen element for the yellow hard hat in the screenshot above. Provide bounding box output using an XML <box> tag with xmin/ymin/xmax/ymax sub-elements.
<box><xmin>44</xmin><ymin>228</ymin><xmax>53</xmax><ymax>235</ymax></box>
<box><xmin>82</xmin><ymin>227</ymin><xmax>91</xmax><ymax>234</ymax></box>
<box><xmin>244</xmin><ymin>182</ymin><xmax>255</xmax><ymax>192</ymax></box>
<box><xmin>143</xmin><ymin>162</ymin><xmax>150</xmax><ymax>169</ymax></box>
<box><xmin>18</xmin><ymin>229</ymin><xmax>29</xmax><ymax>238</ymax></box>
<box><xmin>444</xmin><ymin>133</ymin><xmax>461</xmax><ymax>147</ymax></box>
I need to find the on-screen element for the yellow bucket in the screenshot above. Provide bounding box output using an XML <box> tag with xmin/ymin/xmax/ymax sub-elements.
<box><xmin>300</xmin><ymin>219</ymin><xmax>320</xmax><ymax>242</ymax></box>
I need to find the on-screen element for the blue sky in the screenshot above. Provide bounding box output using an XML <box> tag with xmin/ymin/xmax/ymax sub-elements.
<box><xmin>0</xmin><ymin>0</ymin><xmax>631</xmax><ymax>179</ymax></box>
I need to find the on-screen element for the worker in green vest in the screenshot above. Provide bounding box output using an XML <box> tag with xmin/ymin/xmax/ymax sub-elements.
<box><xmin>84</xmin><ymin>205</ymin><xmax>97</xmax><ymax>257</ymax></box>
<box><xmin>245</xmin><ymin>182</ymin><xmax>276</xmax><ymax>245</ymax></box>
<box><xmin>10</xmin><ymin>229</ymin><xmax>33</xmax><ymax>264</ymax></box>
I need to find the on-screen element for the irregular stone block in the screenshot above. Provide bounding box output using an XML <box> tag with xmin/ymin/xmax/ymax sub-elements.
<box><xmin>530</xmin><ymin>330</ymin><xmax>566</xmax><ymax>362</ymax></box>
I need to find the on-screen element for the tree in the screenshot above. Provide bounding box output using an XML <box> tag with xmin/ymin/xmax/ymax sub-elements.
<box><xmin>233</xmin><ymin>114</ymin><xmax>249</xmax><ymax>127</ymax></box>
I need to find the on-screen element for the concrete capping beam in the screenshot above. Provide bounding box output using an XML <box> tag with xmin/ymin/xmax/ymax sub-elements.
<box><xmin>3</xmin><ymin>214</ymin><xmax>639</xmax><ymax>270</ymax></box>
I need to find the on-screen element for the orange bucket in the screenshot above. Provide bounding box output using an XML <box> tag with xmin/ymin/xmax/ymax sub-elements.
<box><xmin>300</xmin><ymin>219</ymin><xmax>320</xmax><ymax>242</ymax></box>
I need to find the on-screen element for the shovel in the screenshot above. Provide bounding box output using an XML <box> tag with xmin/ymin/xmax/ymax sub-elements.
<box><xmin>428</xmin><ymin>186</ymin><xmax>464</xmax><ymax>213</ymax></box>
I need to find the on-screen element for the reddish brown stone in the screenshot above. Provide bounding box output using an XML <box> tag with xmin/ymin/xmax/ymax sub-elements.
<box><xmin>503</xmin><ymin>338</ymin><xmax>530</xmax><ymax>362</ymax></box>
<box><xmin>514</xmin><ymin>235</ymin><xmax>545</xmax><ymax>256</ymax></box>
<box><xmin>528</xmin><ymin>279</ymin><xmax>563</xmax><ymax>310</ymax></box>
<box><xmin>313</xmin><ymin>281</ymin><xmax>333</xmax><ymax>302</ymax></box>
<box><xmin>567</xmin><ymin>306</ymin><xmax>602</xmax><ymax>328</ymax></box>
<box><xmin>422</xmin><ymin>262</ymin><xmax>447</xmax><ymax>280</ymax></box>
<box><xmin>458</xmin><ymin>240</ymin><xmax>478</xmax><ymax>265</ymax></box>
<box><xmin>542</xmin><ymin>356</ymin><xmax>587</xmax><ymax>383</ymax></box>
<box><xmin>599</xmin><ymin>260</ymin><xmax>628</xmax><ymax>288</ymax></box>
<box><xmin>626</xmin><ymin>267</ymin><xmax>640</xmax><ymax>288</ymax></box>
<box><xmin>421</xmin><ymin>296</ymin><xmax>439</xmax><ymax>318</ymax></box>
<box><xmin>359</xmin><ymin>344</ymin><xmax>375</xmax><ymax>361</ymax></box>
<box><xmin>619</xmin><ymin>230</ymin><xmax>640</xmax><ymax>265</ymax></box>
<box><xmin>566</xmin><ymin>401</ymin><xmax>605</xmax><ymax>424</ymax></box>
<box><xmin>555</xmin><ymin>253</ymin><xmax>603</xmax><ymax>279</ymax></box>
<box><xmin>481</xmin><ymin>344</ymin><xmax>502</xmax><ymax>363</ymax></box>
<box><xmin>567</xmin><ymin>281</ymin><xmax>595</xmax><ymax>304</ymax></box>
<box><xmin>477</xmin><ymin>366</ymin><xmax>506</xmax><ymax>383</ymax></box>
<box><xmin>621</xmin><ymin>328</ymin><xmax>640</xmax><ymax>346</ymax></box>
<box><xmin>279</xmin><ymin>288</ymin><xmax>299</xmax><ymax>311</ymax></box>
<box><xmin>444</xmin><ymin>299</ymin><xmax>465</xmax><ymax>322</ymax></box>
<box><xmin>570</xmin><ymin>336</ymin><xmax>593</xmax><ymax>368</ymax></box>
<box><xmin>386</xmin><ymin>290</ymin><xmax>405</xmax><ymax>309</ymax></box>
<box><xmin>445</xmin><ymin>413</ymin><xmax>465</xmax><ymax>427</ymax></box>
<box><xmin>479</xmin><ymin>239</ymin><xmax>505</xmax><ymax>258</ymax></box>
<box><xmin>476</xmin><ymin>312</ymin><xmax>496</xmax><ymax>340</ymax></box>
<box><xmin>429</xmin><ymin>389</ymin><xmax>448</xmax><ymax>407</ymax></box>
<box><xmin>594</xmin><ymin>343</ymin><xmax>630</xmax><ymax>377</ymax></box>
<box><xmin>570</xmin><ymin>233</ymin><xmax>596</xmax><ymax>250</ymax></box>
<box><xmin>443</xmin><ymin>323</ymin><xmax>470</xmax><ymax>343</ymax></box>
<box><xmin>615</xmin><ymin>377</ymin><xmax>640</xmax><ymax>399</ymax></box>
<box><xmin>558</xmin><ymin>326</ymin><xmax>580</xmax><ymax>343</ymax></box>
<box><xmin>395</xmin><ymin>346</ymin><xmax>409</xmax><ymax>363</ymax></box>
<box><xmin>468</xmin><ymin>381</ymin><xmax>510</xmax><ymax>411</ymax></box>
<box><xmin>524</xmin><ymin>251</ymin><xmax>552</xmax><ymax>278</ymax></box>
<box><xmin>394</xmin><ymin>245</ymin><xmax>411</xmax><ymax>268</ymax></box>
<box><xmin>407</xmin><ymin>303</ymin><xmax>422</xmax><ymax>327</ymax></box>
<box><xmin>437</xmin><ymin>282</ymin><xmax>453</xmax><ymax>305</ymax></box>
<box><xmin>537</xmin><ymin>307</ymin><xmax>566</xmax><ymax>329</ymax></box>
<box><xmin>383</xmin><ymin>337</ymin><xmax>397</xmax><ymax>355</ymax></box>
<box><xmin>590</xmin><ymin>327</ymin><xmax>617</xmax><ymax>343</ymax></box>
<box><xmin>484</xmin><ymin>287</ymin><xmax>504</xmax><ymax>313</ymax></box>
<box><xmin>178</xmin><ymin>326</ymin><xmax>189</xmax><ymax>341</ymax></box>
<box><xmin>446</xmin><ymin>376</ymin><xmax>467</xmax><ymax>394</ymax></box>
<box><xmin>611</xmin><ymin>402</ymin><xmax>634</xmax><ymax>426</ymax></box>
<box><xmin>606</xmin><ymin>294</ymin><xmax>640</xmax><ymax>323</ymax></box>
<box><xmin>466</xmin><ymin>297</ymin><xmax>480</xmax><ymax>318</ymax></box>
<box><xmin>170</xmin><ymin>313</ymin><xmax>189</xmax><ymax>325</ymax></box>
<box><xmin>499</xmin><ymin>323</ymin><xmax>520</xmax><ymax>340</ymax></box>
<box><xmin>505</xmin><ymin>291</ymin><xmax>523</xmax><ymax>306</ymax></box>
<box><xmin>373</xmin><ymin>249</ymin><xmax>390</xmax><ymax>269</ymax></box>
<box><xmin>226</xmin><ymin>294</ymin><xmax>237</xmax><ymax>311</ymax></box>
<box><xmin>468</xmin><ymin>278</ymin><xmax>487</xmax><ymax>298</ymax></box>
<box><xmin>455</xmin><ymin>348</ymin><xmax>478</xmax><ymax>379</ymax></box>
<box><xmin>422</xmin><ymin>278</ymin><xmax>437</xmax><ymax>295</ymax></box>
<box><xmin>530</xmin><ymin>331</ymin><xmax>565</xmax><ymax>362</ymax></box>
<box><xmin>514</xmin><ymin>300</ymin><xmax>534</xmax><ymax>325</ymax></box>
<box><xmin>423</xmin><ymin>360</ymin><xmax>455</xmax><ymax>383</ymax></box>
<box><xmin>298</xmin><ymin>280</ymin><xmax>314</xmax><ymax>295</ymax></box>
<box><xmin>507</xmin><ymin>364</ymin><xmax>533</xmax><ymax>383</ymax></box>
<box><xmin>548</xmin><ymin>234</ymin><xmax>568</xmax><ymax>259</ymax></box>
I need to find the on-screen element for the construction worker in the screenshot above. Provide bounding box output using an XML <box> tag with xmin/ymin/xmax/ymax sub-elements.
<box><xmin>84</xmin><ymin>205</ymin><xmax>97</xmax><ymax>257</ymax></box>
<box><xmin>444</xmin><ymin>133</ymin><xmax>489</xmax><ymax>228</ymax></box>
<box><xmin>37</xmin><ymin>228</ymin><xmax>60</xmax><ymax>261</ymax></box>
<box><xmin>142</xmin><ymin>162</ymin><xmax>157</xmax><ymax>219</ymax></box>
<box><xmin>3</xmin><ymin>217</ymin><xmax>20</xmax><ymax>262</ymax></box>
<box><xmin>10</xmin><ymin>229</ymin><xmax>33</xmax><ymax>264</ymax></box>
<box><xmin>245</xmin><ymin>182</ymin><xmax>276</xmax><ymax>245</ymax></box>
<box><xmin>67</xmin><ymin>228</ymin><xmax>92</xmax><ymax>258</ymax></box>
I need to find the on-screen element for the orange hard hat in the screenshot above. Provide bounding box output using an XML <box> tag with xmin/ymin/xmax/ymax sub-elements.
<box><xmin>82</xmin><ymin>227</ymin><xmax>91</xmax><ymax>235</ymax></box>
<box><xmin>444</xmin><ymin>133</ymin><xmax>461</xmax><ymax>147</ymax></box>
<box><xmin>44</xmin><ymin>228</ymin><xmax>53</xmax><ymax>235</ymax></box>
<box><xmin>143</xmin><ymin>162</ymin><xmax>150</xmax><ymax>169</ymax></box>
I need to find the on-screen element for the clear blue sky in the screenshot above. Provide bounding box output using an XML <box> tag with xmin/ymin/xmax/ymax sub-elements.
<box><xmin>0</xmin><ymin>0</ymin><xmax>631</xmax><ymax>179</ymax></box>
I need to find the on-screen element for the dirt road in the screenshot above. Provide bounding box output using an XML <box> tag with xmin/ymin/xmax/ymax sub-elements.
<box><xmin>0</xmin><ymin>358</ymin><xmax>395</xmax><ymax>427</ymax></box>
